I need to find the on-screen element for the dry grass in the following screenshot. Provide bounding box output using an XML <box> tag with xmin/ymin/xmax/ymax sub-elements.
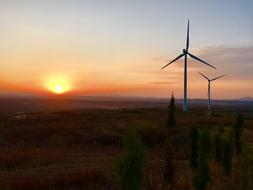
<box><xmin>0</xmin><ymin>106</ymin><xmax>252</xmax><ymax>189</ymax></box>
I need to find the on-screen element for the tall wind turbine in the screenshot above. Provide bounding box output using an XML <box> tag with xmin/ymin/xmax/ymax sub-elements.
<box><xmin>199</xmin><ymin>72</ymin><xmax>225</xmax><ymax>112</ymax></box>
<box><xmin>161</xmin><ymin>20</ymin><xmax>216</xmax><ymax>112</ymax></box>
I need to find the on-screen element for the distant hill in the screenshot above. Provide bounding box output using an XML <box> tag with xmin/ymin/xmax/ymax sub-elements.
<box><xmin>0</xmin><ymin>96</ymin><xmax>252</xmax><ymax>114</ymax></box>
<box><xmin>240</xmin><ymin>97</ymin><xmax>253</xmax><ymax>101</ymax></box>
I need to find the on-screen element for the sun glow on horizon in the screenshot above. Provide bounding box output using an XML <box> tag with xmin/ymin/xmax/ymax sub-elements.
<box><xmin>44</xmin><ymin>76</ymin><xmax>72</xmax><ymax>94</ymax></box>
<box><xmin>54</xmin><ymin>85</ymin><xmax>64</xmax><ymax>94</ymax></box>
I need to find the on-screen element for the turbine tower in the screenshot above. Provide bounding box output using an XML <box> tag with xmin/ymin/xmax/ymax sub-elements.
<box><xmin>199</xmin><ymin>72</ymin><xmax>225</xmax><ymax>112</ymax></box>
<box><xmin>161</xmin><ymin>20</ymin><xmax>216</xmax><ymax>112</ymax></box>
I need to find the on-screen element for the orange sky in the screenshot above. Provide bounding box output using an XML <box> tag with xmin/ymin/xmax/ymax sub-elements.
<box><xmin>0</xmin><ymin>48</ymin><xmax>252</xmax><ymax>99</ymax></box>
<box><xmin>0</xmin><ymin>1</ymin><xmax>252</xmax><ymax>99</ymax></box>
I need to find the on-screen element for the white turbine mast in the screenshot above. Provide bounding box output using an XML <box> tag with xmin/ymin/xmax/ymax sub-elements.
<box><xmin>161</xmin><ymin>20</ymin><xmax>216</xmax><ymax>112</ymax></box>
<box><xmin>199</xmin><ymin>72</ymin><xmax>225</xmax><ymax>112</ymax></box>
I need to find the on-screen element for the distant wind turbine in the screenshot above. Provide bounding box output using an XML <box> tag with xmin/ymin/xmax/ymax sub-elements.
<box><xmin>161</xmin><ymin>20</ymin><xmax>216</xmax><ymax>112</ymax></box>
<box><xmin>199</xmin><ymin>72</ymin><xmax>225</xmax><ymax>112</ymax></box>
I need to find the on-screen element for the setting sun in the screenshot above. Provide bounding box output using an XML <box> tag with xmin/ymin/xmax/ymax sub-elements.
<box><xmin>54</xmin><ymin>85</ymin><xmax>64</xmax><ymax>94</ymax></box>
<box><xmin>44</xmin><ymin>76</ymin><xmax>72</xmax><ymax>94</ymax></box>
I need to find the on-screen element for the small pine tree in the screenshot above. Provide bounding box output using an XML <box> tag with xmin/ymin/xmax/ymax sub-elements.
<box><xmin>214</xmin><ymin>128</ymin><xmax>223</xmax><ymax>163</ymax></box>
<box><xmin>166</xmin><ymin>93</ymin><xmax>176</xmax><ymax>129</ymax></box>
<box><xmin>189</xmin><ymin>126</ymin><xmax>199</xmax><ymax>169</ymax></box>
<box><xmin>49</xmin><ymin>134</ymin><xmax>63</xmax><ymax>148</ymax></box>
<box><xmin>115</xmin><ymin>130</ymin><xmax>147</xmax><ymax>190</ymax></box>
<box><xmin>164</xmin><ymin>135</ymin><xmax>174</xmax><ymax>189</ymax></box>
<box><xmin>221</xmin><ymin>137</ymin><xmax>233</xmax><ymax>176</ymax></box>
<box><xmin>199</xmin><ymin>128</ymin><xmax>211</xmax><ymax>160</ymax></box>
<box><xmin>228</xmin><ymin>130</ymin><xmax>234</xmax><ymax>156</ymax></box>
<box><xmin>233</xmin><ymin>113</ymin><xmax>244</xmax><ymax>155</ymax></box>
<box><xmin>193</xmin><ymin>156</ymin><xmax>210</xmax><ymax>190</ymax></box>
<box><xmin>193</xmin><ymin>129</ymin><xmax>210</xmax><ymax>190</ymax></box>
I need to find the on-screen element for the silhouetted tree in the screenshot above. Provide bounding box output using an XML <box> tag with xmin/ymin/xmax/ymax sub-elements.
<box><xmin>221</xmin><ymin>137</ymin><xmax>233</xmax><ymax>176</ymax></box>
<box><xmin>164</xmin><ymin>135</ymin><xmax>174</xmax><ymax>189</ymax></box>
<box><xmin>115</xmin><ymin>129</ymin><xmax>147</xmax><ymax>190</ymax></box>
<box><xmin>193</xmin><ymin>129</ymin><xmax>210</xmax><ymax>190</ymax></box>
<box><xmin>233</xmin><ymin>113</ymin><xmax>244</xmax><ymax>155</ymax></box>
<box><xmin>189</xmin><ymin>126</ymin><xmax>199</xmax><ymax>169</ymax></box>
<box><xmin>166</xmin><ymin>93</ymin><xmax>176</xmax><ymax>129</ymax></box>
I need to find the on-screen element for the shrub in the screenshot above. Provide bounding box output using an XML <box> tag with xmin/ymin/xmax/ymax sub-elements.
<box><xmin>49</xmin><ymin>134</ymin><xmax>63</xmax><ymax>148</ymax></box>
<box><xmin>115</xmin><ymin>129</ymin><xmax>147</xmax><ymax>190</ymax></box>
<box><xmin>214</xmin><ymin>128</ymin><xmax>223</xmax><ymax>163</ymax></box>
<box><xmin>221</xmin><ymin>137</ymin><xmax>233</xmax><ymax>176</ymax></box>
<box><xmin>138</xmin><ymin>125</ymin><xmax>160</xmax><ymax>148</ymax></box>
<box><xmin>234</xmin><ymin>152</ymin><xmax>253</xmax><ymax>189</ymax></box>
<box><xmin>91</xmin><ymin>133</ymin><xmax>122</xmax><ymax>146</ymax></box>
<box><xmin>199</xmin><ymin>128</ymin><xmax>211</xmax><ymax>160</ymax></box>
<box><xmin>193</xmin><ymin>129</ymin><xmax>210</xmax><ymax>190</ymax></box>
<box><xmin>193</xmin><ymin>157</ymin><xmax>210</xmax><ymax>190</ymax></box>
<box><xmin>233</xmin><ymin>113</ymin><xmax>244</xmax><ymax>155</ymax></box>
<box><xmin>189</xmin><ymin>126</ymin><xmax>199</xmax><ymax>169</ymax></box>
<box><xmin>163</xmin><ymin>135</ymin><xmax>174</xmax><ymax>189</ymax></box>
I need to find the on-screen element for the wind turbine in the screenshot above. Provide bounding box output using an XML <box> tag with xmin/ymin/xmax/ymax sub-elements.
<box><xmin>199</xmin><ymin>72</ymin><xmax>225</xmax><ymax>112</ymax></box>
<box><xmin>161</xmin><ymin>20</ymin><xmax>216</xmax><ymax>112</ymax></box>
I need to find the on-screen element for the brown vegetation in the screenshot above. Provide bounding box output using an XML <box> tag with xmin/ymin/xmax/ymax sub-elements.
<box><xmin>0</xmin><ymin>106</ymin><xmax>252</xmax><ymax>189</ymax></box>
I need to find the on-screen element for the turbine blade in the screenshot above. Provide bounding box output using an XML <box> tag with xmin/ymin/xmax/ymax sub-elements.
<box><xmin>186</xmin><ymin>20</ymin><xmax>189</xmax><ymax>51</ymax></box>
<box><xmin>187</xmin><ymin>52</ymin><xmax>216</xmax><ymax>69</ymax></box>
<box><xmin>161</xmin><ymin>54</ymin><xmax>184</xmax><ymax>69</ymax></box>
<box><xmin>199</xmin><ymin>72</ymin><xmax>210</xmax><ymax>81</ymax></box>
<box><xmin>211</xmin><ymin>74</ymin><xmax>225</xmax><ymax>81</ymax></box>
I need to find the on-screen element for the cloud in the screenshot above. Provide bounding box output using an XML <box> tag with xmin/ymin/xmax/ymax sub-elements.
<box><xmin>196</xmin><ymin>46</ymin><xmax>253</xmax><ymax>79</ymax></box>
<box><xmin>152</xmin><ymin>46</ymin><xmax>253</xmax><ymax>79</ymax></box>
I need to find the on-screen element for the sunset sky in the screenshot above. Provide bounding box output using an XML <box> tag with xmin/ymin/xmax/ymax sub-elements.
<box><xmin>0</xmin><ymin>0</ymin><xmax>252</xmax><ymax>99</ymax></box>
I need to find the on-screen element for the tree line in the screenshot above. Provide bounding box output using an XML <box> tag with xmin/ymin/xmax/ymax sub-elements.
<box><xmin>114</xmin><ymin>94</ymin><xmax>246</xmax><ymax>190</ymax></box>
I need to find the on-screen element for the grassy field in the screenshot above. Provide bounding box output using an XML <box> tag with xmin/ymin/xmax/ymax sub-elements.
<box><xmin>0</xmin><ymin>105</ymin><xmax>252</xmax><ymax>189</ymax></box>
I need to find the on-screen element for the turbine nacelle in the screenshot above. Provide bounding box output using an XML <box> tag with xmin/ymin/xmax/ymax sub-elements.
<box><xmin>183</xmin><ymin>49</ymin><xmax>187</xmax><ymax>54</ymax></box>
